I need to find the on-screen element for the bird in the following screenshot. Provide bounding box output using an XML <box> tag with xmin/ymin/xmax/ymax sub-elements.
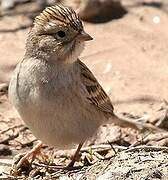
<box><xmin>8</xmin><ymin>4</ymin><xmax>158</xmax><ymax>171</ymax></box>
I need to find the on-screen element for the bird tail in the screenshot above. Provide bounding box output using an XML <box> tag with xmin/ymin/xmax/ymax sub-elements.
<box><xmin>110</xmin><ymin>114</ymin><xmax>164</xmax><ymax>132</ymax></box>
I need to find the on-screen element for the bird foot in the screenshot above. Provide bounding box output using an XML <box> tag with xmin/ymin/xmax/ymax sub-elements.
<box><xmin>10</xmin><ymin>142</ymin><xmax>47</xmax><ymax>176</ymax></box>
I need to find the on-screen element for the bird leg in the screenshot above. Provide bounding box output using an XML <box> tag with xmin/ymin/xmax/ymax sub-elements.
<box><xmin>66</xmin><ymin>143</ymin><xmax>83</xmax><ymax>168</ymax></box>
<box><xmin>12</xmin><ymin>141</ymin><xmax>83</xmax><ymax>174</ymax></box>
<box><xmin>14</xmin><ymin>141</ymin><xmax>45</xmax><ymax>170</ymax></box>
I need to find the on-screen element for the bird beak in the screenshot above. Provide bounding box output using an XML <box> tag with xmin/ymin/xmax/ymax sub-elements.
<box><xmin>77</xmin><ymin>31</ymin><xmax>93</xmax><ymax>41</ymax></box>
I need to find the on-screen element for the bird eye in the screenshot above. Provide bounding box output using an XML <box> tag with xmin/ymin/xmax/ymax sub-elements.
<box><xmin>57</xmin><ymin>30</ymin><xmax>66</xmax><ymax>38</ymax></box>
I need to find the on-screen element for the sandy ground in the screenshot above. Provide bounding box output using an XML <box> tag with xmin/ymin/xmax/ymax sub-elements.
<box><xmin>0</xmin><ymin>0</ymin><xmax>168</xmax><ymax>178</ymax></box>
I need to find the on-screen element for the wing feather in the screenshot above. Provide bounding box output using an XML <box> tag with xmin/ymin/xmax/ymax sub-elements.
<box><xmin>77</xmin><ymin>59</ymin><xmax>114</xmax><ymax>115</ymax></box>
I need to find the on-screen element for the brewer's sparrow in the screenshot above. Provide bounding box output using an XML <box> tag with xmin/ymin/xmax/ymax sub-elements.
<box><xmin>9</xmin><ymin>4</ymin><xmax>143</xmax><ymax>169</ymax></box>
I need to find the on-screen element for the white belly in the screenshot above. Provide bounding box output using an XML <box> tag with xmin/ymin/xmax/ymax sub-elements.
<box><xmin>15</xmin><ymin>93</ymin><xmax>103</xmax><ymax>149</ymax></box>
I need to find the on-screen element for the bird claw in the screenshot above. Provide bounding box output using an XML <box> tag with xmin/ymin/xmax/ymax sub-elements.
<box><xmin>10</xmin><ymin>142</ymin><xmax>45</xmax><ymax>176</ymax></box>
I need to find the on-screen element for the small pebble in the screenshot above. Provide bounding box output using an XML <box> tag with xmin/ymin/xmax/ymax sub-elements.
<box><xmin>153</xmin><ymin>16</ymin><xmax>160</xmax><ymax>24</ymax></box>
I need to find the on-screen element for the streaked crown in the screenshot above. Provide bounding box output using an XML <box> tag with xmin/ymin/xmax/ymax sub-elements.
<box><xmin>34</xmin><ymin>4</ymin><xmax>83</xmax><ymax>33</ymax></box>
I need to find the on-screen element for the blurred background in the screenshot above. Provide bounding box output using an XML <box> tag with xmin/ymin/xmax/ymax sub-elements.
<box><xmin>0</xmin><ymin>0</ymin><xmax>168</xmax><ymax>178</ymax></box>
